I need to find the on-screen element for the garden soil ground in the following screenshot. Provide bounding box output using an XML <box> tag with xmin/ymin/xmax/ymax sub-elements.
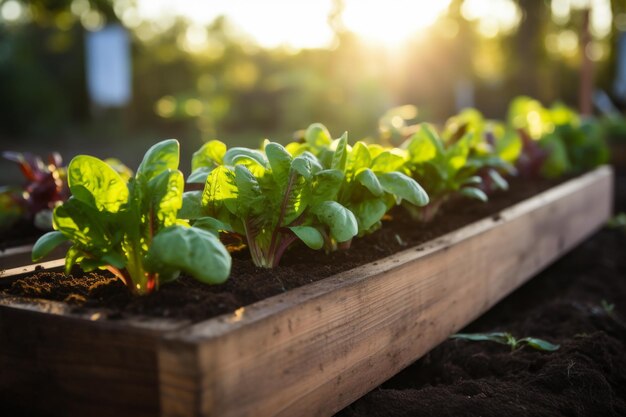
<box><xmin>335</xmin><ymin>170</ymin><xmax>626</xmax><ymax>417</ymax></box>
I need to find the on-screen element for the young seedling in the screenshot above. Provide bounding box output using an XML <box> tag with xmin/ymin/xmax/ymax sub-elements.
<box><xmin>293</xmin><ymin>124</ymin><xmax>429</xmax><ymax>238</ymax></box>
<box><xmin>607</xmin><ymin>212</ymin><xmax>626</xmax><ymax>230</ymax></box>
<box><xmin>450</xmin><ymin>332</ymin><xmax>560</xmax><ymax>352</ymax></box>
<box><xmin>442</xmin><ymin>109</ymin><xmax>519</xmax><ymax>195</ymax></box>
<box><xmin>32</xmin><ymin>140</ymin><xmax>231</xmax><ymax>295</ymax></box>
<box><xmin>182</xmin><ymin>141</ymin><xmax>358</xmax><ymax>268</ymax></box>
<box><xmin>0</xmin><ymin>151</ymin><xmax>67</xmax><ymax>231</ymax></box>
<box><xmin>401</xmin><ymin>124</ymin><xmax>489</xmax><ymax>222</ymax></box>
<box><xmin>508</xmin><ymin>97</ymin><xmax>608</xmax><ymax>178</ymax></box>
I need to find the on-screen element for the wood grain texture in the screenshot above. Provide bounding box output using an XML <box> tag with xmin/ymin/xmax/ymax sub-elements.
<box><xmin>0</xmin><ymin>297</ymin><xmax>189</xmax><ymax>417</ymax></box>
<box><xmin>158</xmin><ymin>166</ymin><xmax>613</xmax><ymax>417</ymax></box>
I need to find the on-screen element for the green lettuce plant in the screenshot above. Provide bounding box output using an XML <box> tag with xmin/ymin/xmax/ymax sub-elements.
<box><xmin>508</xmin><ymin>96</ymin><xmax>609</xmax><ymax>178</ymax></box>
<box><xmin>32</xmin><ymin>140</ymin><xmax>231</xmax><ymax>295</ymax></box>
<box><xmin>182</xmin><ymin>141</ymin><xmax>358</xmax><ymax>268</ymax></box>
<box><xmin>401</xmin><ymin>124</ymin><xmax>489</xmax><ymax>222</ymax></box>
<box><xmin>291</xmin><ymin>124</ymin><xmax>429</xmax><ymax>237</ymax></box>
<box><xmin>442</xmin><ymin>108</ymin><xmax>519</xmax><ymax>195</ymax></box>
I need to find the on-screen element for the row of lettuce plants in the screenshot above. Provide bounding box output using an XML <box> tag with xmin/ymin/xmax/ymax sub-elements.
<box><xmin>7</xmin><ymin>96</ymin><xmax>608</xmax><ymax>294</ymax></box>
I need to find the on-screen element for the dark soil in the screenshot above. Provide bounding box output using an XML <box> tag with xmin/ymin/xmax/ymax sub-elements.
<box><xmin>1</xmin><ymin>177</ymin><xmax>563</xmax><ymax>322</ymax></box>
<box><xmin>335</xmin><ymin>172</ymin><xmax>626</xmax><ymax>417</ymax></box>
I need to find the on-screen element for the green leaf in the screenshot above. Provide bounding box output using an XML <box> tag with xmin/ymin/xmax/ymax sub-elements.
<box><xmin>446</xmin><ymin>135</ymin><xmax>471</xmax><ymax>172</ymax></box>
<box><xmin>67</xmin><ymin>155</ymin><xmax>129</xmax><ymax>212</ymax></box>
<box><xmin>297</xmin><ymin>151</ymin><xmax>324</xmax><ymax>174</ymax></box>
<box><xmin>540</xmin><ymin>134</ymin><xmax>571</xmax><ymax>178</ymax></box>
<box><xmin>224</xmin><ymin>147</ymin><xmax>267</xmax><ymax>168</ymax></box>
<box><xmin>520</xmin><ymin>337</ymin><xmax>560</xmax><ymax>352</ymax></box>
<box><xmin>53</xmin><ymin>198</ymin><xmax>117</xmax><ymax>251</ymax></box>
<box><xmin>355</xmin><ymin>168</ymin><xmax>384</xmax><ymax>197</ymax></box>
<box><xmin>496</xmin><ymin>130</ymin><xmax>522</xmax><ymax>163</ymax></box>
<box><xmin>459</xmin><ymin>187</ymin><xmax>488</xmax><ymax>202</ymax></box>
<box><xmin>289</xmin><ymin>226</ymin><xmax>324</xmax><ymax>250</ymax></box>
<box><xmin>101</xmin><ymin>251</ymin><xmax>126</xmax><ymax>269</ymax></box>
<box><xmin>234</xmin><ymin>165</ymin><xmax>263</xmax><ymax>218</ymax></box>
<box><xmin>202</xmin><ymin>166</ymin><xmax>238</xmax><ymax>215</ymax></box>
<box><xmin>353</xmin><ymin>198</ymin><xmax>387</xmax><ymax>232</ymax></box>
<box><xmin>291</xmin><ymin>156</ymin><xmax>312</xmax><ymax>180</ymax></box>
<box><xmin>187</xmin><ymin>167</ymin><xmax>213</xmax><ymax>184</ymax></box>
<box><xmin>450</xmin><ymin>332</ymin><xmax>510</xmax><ymax>345</ymax></box>
<box><xmin>146</xmin><ymin>225</ymin><xmax>231</xmax><ymax>284</ymax></box>
<box><xmin>65</xmin><ymin>245</ymin><xmax>83</xmax><ymax>275</ymax></box>
<box><xmin>377</xmin><ymin>172</ymin><xmax>429</xmax><ymax>206</ymax></box>
<box><xmin>192</xmin><ymin>216</ymin><xmax>233</xmax><ymax>235</ymax></box>
<box><xmin>331</xmin><ymin>132</ymin><xmax>349</xmax><ymax>171</ymax></box>
<box><xmin>136</xmin><ymin>139</ymin><xmax>180</xmax><ymax>183</ymax></box>
<box><xmin>104</xmin><ymin>158</ymin><xmax>133</xmax><ymax>181</ymax></box>
<box><xmin>281</xmin><ymin>170</ymin><xmax>310</xmax><ymax>226</ymax></box>
<box><xmin>266</xmin><ymin>142</ymin><xmax>293</xmax><ymax>188</ymax></box>
<box><xmin>345</xmin><ymin>141</ymin><xmax>372</xmax><ymax>179</ymax></box>
<box><xmin>463</xmin><ymin>176</ymin><xmax>482</xmax><ymax>185</ymax></box>
<box><xmin>32</xmin><ymin>231</ymin><xmax>68</xmax><ymax>262</ymax></box>
<box><xmin>192</xmin><ymin>140</ymin><xmax>226</xmax><ymax>171</ymax></box>
<box><xmin>313</xmin><ymin>201</ymin><xmax>358</xmax><ymax>243</ymax></box>
<box><xmin>147</xmin><ymin>169</ymin><xmax>184</xmax><ymax>228</ymax></box>
<box><xmin>488</xmin><ymin>169</ymin><xmax>509</xmax><ymax>191</ymax></box>
<box><xmin>370</xmin><ymin>150</ymin><xmax>406</xmax><ymax>173</ymax></box>
<box><xmin>420</xmin><ymin>124</ymin><xmax>446</xmax><ymax>156</ymax></box>
<box><xmin>312</xmin><ymin>169</ymin><xmax>344</xmax><ymax>203</ymax></box>
<box><xmin>305</xmin><ymin>123</ymin><xmax>333</xmax><ymax>148</ymax></box>
<box><xmin>180</xmin><ymin>191</ymin><xmax>204</xmax><ymax>219</ymax></box>
<box><xmin>405</xmin><ymin>130</ymin><xmax>438</xmax><ymax>164</ymax></box>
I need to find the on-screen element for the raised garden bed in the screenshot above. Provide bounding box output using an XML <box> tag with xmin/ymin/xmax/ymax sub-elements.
<box><xmin>0</xmin><ymin>166</ymin><xmax>613</xmax><ymax>417</ymax></box>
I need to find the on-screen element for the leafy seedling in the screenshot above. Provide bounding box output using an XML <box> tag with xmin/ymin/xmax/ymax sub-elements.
<box><xmin>450</xmin><ymin>332</ymin><xmax>560</xmax><ymax>352</ymax></box>
<box><xmin>182</xmin><ymin>141</ymin><xmax>358</xmax><ymax>267</ymax></box>
<box><xmin>293</xmin><ymin>124</ymin><xmax>429</xmax><ymax>238</ymax></box>
<box><xmin>401</xmin><ymin>124</ymin><xmax>489</xmax><ymax>222</ymax></box>
<box><xmin>607</xmin><ymin>213</ymin><xmax>626</xmax><ymax>230</ymax></box>
<box><xmin>32</xmin><ymin>140</ymin><xmax>231</xmax><ymax>295</ymax></box>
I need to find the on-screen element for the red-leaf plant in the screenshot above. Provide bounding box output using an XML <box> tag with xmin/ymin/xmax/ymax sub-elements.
<box><xmin>1</xmin><ymin>151</ymin><xmax>68</xmax><ymax>230</ymax></box>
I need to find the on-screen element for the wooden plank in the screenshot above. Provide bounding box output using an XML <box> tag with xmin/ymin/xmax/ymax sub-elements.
<box><xmin>0</xmin><ymin>258</ymin><xmax>65</xmax><ymax>278</ymax></box>
<box><xmin>0</xmin><ymin>297</ymin><xmax>191</xmax><ymax>417</ymax></box>
<box><xmin>158</xmin><ymin>166</ymin><xmax>613</xmax><ymax>417</ymax></box>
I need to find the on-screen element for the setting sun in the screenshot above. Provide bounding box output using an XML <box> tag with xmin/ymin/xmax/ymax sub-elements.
<box><xmin>135</xmin><ymin>0</ymin><xmax>453</xmax><ymax>49</ymax></box>
<box><xmin>342</xmin><ymin>0</ymin><xmax>452</xmax><ymax>45</ymax></box>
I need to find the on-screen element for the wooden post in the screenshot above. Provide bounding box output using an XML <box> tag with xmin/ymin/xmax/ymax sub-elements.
<box><xmin>580</xmin><ymin>8</ymin><xmax>593</xmax><ymax>116</ymax></box>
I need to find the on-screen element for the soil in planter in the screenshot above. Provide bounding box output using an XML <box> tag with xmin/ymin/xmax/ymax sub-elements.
<box><xmin>335</xmin><ymin>210</ymin><xmax>626</xmax><ymax>415</ymax></box>
<box><xmin>1</xmin><ymin>177</ymin><xmax>566</xmax><ymax>322</ymax></box>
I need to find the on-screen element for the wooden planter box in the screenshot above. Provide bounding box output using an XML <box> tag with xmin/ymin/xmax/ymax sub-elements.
<box><xmin>0</xmin><ymin>166</ymin><xmax>614</xmax><ymax>417</ymax></box>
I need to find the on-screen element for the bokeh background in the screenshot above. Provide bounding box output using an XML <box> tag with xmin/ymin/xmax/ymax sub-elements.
<box><xmin>0</xmin><ymin>0</ymin><xmax>624</xmax><ymax>177</ymax></box>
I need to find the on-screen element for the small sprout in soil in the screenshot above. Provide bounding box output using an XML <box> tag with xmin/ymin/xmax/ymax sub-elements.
<box><xmin>607</xmin><ymin>213</ymin><xmax>626</xmax><ymax>230</ymax></box>
<box><xmin>450</xmin><ymin>332</ymin><xmax>560</xmax><ymax>352</ymax></box>
<box><xmin>601</xmin><ymin>299</ymin><xmax>615</xmax><ymax>315</ymax></box>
